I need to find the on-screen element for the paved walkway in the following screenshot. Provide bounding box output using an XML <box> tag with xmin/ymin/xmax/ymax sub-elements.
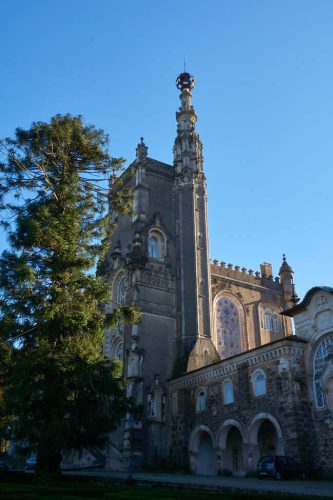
<box><xmin>66</xmin><ymin>470</ymin><xmax>333</xmax><ymax>498</ymax></box>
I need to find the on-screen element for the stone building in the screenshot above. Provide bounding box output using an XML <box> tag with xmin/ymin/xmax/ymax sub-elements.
<box><xmin>102</xmin><ymin>72</ymin><xmax>333</xmax><ymax>475</ymax></box>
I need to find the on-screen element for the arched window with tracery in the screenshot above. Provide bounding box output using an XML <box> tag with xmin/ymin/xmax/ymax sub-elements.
<box><xmin>313</xmin><ymin>334</ymin><xmax>333</xmax><ymax>409</ymax></box>
<box><xmin>216</xmin><ymin>296</ymin><xmax>241</xmax><ymax>359</ymax></box>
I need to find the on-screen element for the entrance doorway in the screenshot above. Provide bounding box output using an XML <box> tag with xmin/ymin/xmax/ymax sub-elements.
<box><xmin>224</xmin><ymin>427</ymin><xmax>243</xmax><ymax>475</ymax></box>
<box><xmin>257</xmin><ymin>419</ymin><xmax>278</xmax><ymax>456</ymax></box>
<box><xmin>196</xmin><ymin>432</ymin><xmax>217</xmax><ymax>475</ymax></box>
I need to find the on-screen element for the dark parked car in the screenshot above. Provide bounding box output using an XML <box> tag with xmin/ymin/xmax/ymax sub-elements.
<box><xmin>257</xmin><ymin>455</ymin><xmax>307</xmax><ymax>480</ymax></box>
<box><xmin>0</xmin><ymin>460</ymin><xmax>9</xmax><ymax>471</ymax></box>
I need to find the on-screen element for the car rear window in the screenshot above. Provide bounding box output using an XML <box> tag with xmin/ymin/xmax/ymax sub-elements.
<box><xmin>259</xmin><ymin>456</ymin><xmax>273</xmax><ymax>464</ymax></box>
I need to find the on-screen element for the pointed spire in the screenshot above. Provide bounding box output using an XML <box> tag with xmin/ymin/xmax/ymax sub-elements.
<box><xmin>136</xmin><ymin>137</ymin><xmax>148</xmax><ymax>162</ymax></box>
<box><xmin>173</xmin><ymin>71</ymin><xmax>203</xmax><ymax>173</ymax></box>
<box><xmin>279</xmin><ymin>253</ymin><xmax>294</xmax><ymax>274</ymax></box>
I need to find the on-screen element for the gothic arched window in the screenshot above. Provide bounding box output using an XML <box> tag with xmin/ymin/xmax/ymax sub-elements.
<box><xmin>118</xmin><ymin>278</ymin><xmax>126</xmax><ymax>305</ymax></box>
<box><xmin>313</xmin><ymin>334</ymin><xmax>333</xmax><ymax>409</ymax></box>
<box><xmin>216</xmin><ymin>296</ymin><xmax>241</xmax><ymax>359</ymax></box>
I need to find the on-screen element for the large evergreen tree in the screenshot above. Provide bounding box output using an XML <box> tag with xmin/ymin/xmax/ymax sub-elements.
<box><xmin>0</xmin><ymin>115</ymin><xmax>139</xmax><ymax>478</ymax></box>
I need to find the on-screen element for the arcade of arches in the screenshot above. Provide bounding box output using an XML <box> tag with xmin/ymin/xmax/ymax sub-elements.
<box><xmin>189</xmin><ymin>416</ymin><xmax>284</xmax><ymax>476</ymax></box>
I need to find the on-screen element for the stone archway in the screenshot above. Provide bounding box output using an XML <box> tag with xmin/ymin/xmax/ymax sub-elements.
<box><xmin>224</xmin><ymin>427</ymin><xmax>244</xmax><ymax>475</ymax></box>
<box><xmin>257</xmin><ymin>420</ymin><xmax>279</xmax><ymax>456</ymax></box>
<box><xmin>189</xmin><ymin>426</ymin><xmax>217</xmax><ymax>476</ymax></box>
<box><xmin>216</xmin><ymin>420</ymin><xmax>246</xmax><ymax>475</ymax></box>
<box><xmin>247</xmin><ymin>413</ymin><xmax>284</xmax><ymax>465</ymax></box>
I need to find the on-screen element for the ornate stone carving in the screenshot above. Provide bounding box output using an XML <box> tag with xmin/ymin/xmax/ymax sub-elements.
<box><xmin>134</xmin><ymin>269</ymin><xmax>174</xmax><ymax>291</ymax></box>
<box><xmin>136</xmin><ymin>137</ymin><xmax>148</xmax><ymax>162</ymax></box>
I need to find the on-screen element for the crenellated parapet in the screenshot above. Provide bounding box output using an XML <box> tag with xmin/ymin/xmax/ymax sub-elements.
<box><xmin>210</xmin><ymin>260</ymin><xmax>283</xmax><ymax>291</ymax></box>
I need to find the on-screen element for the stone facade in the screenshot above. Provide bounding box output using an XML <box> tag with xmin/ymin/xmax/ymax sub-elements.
<box><xmin>101</xmin><ymin>73</ymin><xmax>333</xmax><ymax>475</ymax></box>
<box><xmin>284</xmin><ymin>288</ymin><xmax>333</xmax><ymax>474</ymax></box>
<box><xmin>168</xmin><ymin>336</ymin><xmax>315</xmax><ymax>475</ymax></box>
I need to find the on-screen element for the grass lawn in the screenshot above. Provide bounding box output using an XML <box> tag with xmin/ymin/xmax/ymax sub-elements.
<box><xmin>0</xmin><ymin>478</ymin><xmax>330</xmax><ymax>500</ymax></box>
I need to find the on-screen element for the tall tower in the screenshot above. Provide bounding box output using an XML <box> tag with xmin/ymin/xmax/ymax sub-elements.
<box><xmin>173</xmin><ymin>72</ymin><xmax>213</xmax><ymax>360</ymax></box>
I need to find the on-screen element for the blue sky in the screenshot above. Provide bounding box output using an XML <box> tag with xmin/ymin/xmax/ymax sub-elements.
<box><xmin>1</xmin><ymin>0</ymin><xmax>332</xmax><ymax>299</ymax></box>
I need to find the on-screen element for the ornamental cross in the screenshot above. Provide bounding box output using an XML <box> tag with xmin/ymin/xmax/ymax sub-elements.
<box><xmin>316</xmin><ymin>295</ymin><xmax>327</xmax><ymax>308</ymax></box>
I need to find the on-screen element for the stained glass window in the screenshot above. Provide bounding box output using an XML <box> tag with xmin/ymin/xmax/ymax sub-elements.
<box><xmin>216</xmin><ymin>297</ymin><xmax>241</xmax><ymax>358</ymax></box>
<box><xmin>313</xmin><ymin>335</ymin><xmax>333</xmax><ymax>409</ymax></box>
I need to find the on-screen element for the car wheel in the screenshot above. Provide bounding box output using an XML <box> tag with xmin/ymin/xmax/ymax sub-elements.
<box><xmin>275</xmin><ymin>471</ymin><xmax>283</xmax><ymax>480</ymax></box>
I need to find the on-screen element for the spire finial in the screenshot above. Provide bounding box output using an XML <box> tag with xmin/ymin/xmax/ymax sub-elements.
<box><xmin>184</xmin><ymin>58</ymin><xmax>186</xmax><ymax>73</ymax></box>
<box><xmin>136</xmin><ymin>137</ymin><xmax>148</xmax><ymax>162</ymax></box>
<box><xmin>283</xmin><ymin>253</ymin><xmax>286</xmax><ymax>262</ymax></box>
<box><xmin>176</xmin><ymin>71</ymin><xmax>195</xmax><ymax>92</ymax></box>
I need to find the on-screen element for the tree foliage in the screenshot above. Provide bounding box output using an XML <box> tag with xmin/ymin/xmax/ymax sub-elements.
<box><xmin>0</xmin><ymin>115</ymin><xmax>138</xmax><ymax>478</ymax></box>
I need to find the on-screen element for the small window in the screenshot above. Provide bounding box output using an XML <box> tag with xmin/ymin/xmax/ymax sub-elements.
<box><xmin>148</xmin><ymin>388</ymin><xmax>162</xmax><ymax>420</ymax></box>
<box><xmin>272</xmin><ymin>315</ymin><xmax>279</xmax><ymax>333</ymax></box>
<box><xmin>253</xmin><ymin>371</ymin><xmax>267</xmax><ymax>397</ymax></box>
<box><xmin>149</xmin><ymin>391</ymin><xmax>157</xmax><ymax>417</ymax></box>
<box><xmin>148</xmin><ymin>231</ymin><xmax>165</xmax><ymax>260</ymax></box>
<box><xmin>197</xmin><ymin>390</ymin><xmax>206</xmax><ymax>412</ymax></box>
<box><xmin>223</xmin><ymin>380</ymin><xmax>234</xmax><ymax>405</ymax></box>
<box><xmin>203</xmin><ymin>350</ymin><xmax>209</xmax><ymax>365</ymax></box>
<box><xmin>265</xmin><ymin>313</ymin><xmax>271</xmax><ymax>330</ymax></box>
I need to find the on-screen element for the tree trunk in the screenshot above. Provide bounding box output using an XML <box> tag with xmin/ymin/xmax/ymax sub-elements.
<box><xmin>35</xmin><ymin>442</ymin><xmax>62</xmax><ymax>482</ymax></box>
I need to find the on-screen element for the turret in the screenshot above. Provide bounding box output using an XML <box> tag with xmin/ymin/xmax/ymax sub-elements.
<box><xmin>279</xmin><ymin>254</ymin><xmax>299</xmax><ymax>304</ymax></box>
